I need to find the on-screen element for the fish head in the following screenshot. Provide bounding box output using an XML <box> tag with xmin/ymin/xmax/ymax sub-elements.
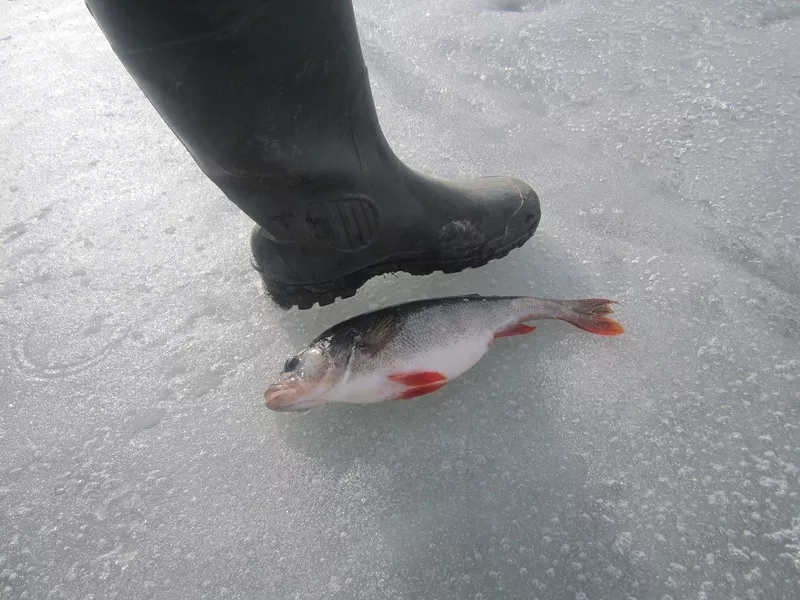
<box><xmin>265</xmin><ymin>344</ymin><xmax>341</xmax><ymax>412</ymax></box>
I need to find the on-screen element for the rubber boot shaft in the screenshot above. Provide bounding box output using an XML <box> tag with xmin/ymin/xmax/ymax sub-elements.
<box><xmin>85</xmin><ymin>1</ymin><xmax>383</xmax><ymax>213</ymax></box>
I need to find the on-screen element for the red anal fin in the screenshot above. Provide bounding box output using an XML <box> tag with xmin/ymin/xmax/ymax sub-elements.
<box><xmin>388</xmin><ymin>371</ymin><xmax>446</xmax><ymax>386</ymax></box>
<box><xmin>397</xmin><ymin>381</ymin><xmax>447</xmax><ymax>400</ymax></box>
<box><xmin>494</xmin><ymin>323</ymin><xmax>536</xmax><ymax>338</ymax></box>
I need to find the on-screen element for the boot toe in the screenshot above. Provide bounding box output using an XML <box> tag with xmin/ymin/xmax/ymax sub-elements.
<box><xmin>480</xmin><ymin>176</ymin><xmax>541</xmax><ymax>244</ymax></box>
<box><xmin>433</xmin><ymin>175</ymin><xmax>541</xmax><ymax>254</ymax></box>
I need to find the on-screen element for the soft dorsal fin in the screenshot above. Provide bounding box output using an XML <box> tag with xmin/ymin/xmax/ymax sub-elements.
<box><xmin>357</xmin><ymin>312</ymin><xmax>402</xmax><ymax>356</ymax></box>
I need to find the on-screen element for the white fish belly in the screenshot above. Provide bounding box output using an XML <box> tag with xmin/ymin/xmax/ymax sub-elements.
<box><xmin>392</xmin><ymin>333</ymin><xmax>493</xmax><ymax>380</ymax></box>
<box><xmin>327</xmin><ymin>332</ymin><xmax>494</xmax><ymax>405</ymax></box>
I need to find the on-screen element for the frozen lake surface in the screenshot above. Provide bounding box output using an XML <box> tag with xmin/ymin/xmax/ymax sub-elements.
<box><xmin>2</xmin><ymin>1</ymin><xmax>799</xmax><ymax>598</ymax></box>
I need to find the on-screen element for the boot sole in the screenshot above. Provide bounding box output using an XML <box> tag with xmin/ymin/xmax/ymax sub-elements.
<box><xmin>257</xmin><ymin>225</ymin><xmax>538</xmax><ymax>310</ymax></box>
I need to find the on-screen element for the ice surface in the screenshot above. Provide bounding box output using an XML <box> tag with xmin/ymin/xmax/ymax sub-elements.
<box><xmin>1</xmin><ymin>0</ymin><xmax>799</xmax><ymax>599</ymax></box>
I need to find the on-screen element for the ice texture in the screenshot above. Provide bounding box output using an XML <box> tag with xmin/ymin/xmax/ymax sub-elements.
<box><xmin>1</xmin><ymin>1</ymin><xmax>799</xmax><ymax>599</ymax></box>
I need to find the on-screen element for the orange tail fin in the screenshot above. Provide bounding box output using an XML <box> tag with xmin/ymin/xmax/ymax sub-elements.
<box><xmin>562</xmin><ymin>299</ymin><xmax>624</xmax><ymax>336</ymax></box>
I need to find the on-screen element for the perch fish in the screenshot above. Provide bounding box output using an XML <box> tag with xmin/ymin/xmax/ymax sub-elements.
<box><xmin>265</xmin><ymin>295</ymin><xmax>624</xmax><ymax>411</ymax></box>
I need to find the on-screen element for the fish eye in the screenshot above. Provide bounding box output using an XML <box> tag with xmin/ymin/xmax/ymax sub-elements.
<box><xmin>284</xmin><ymin>355</ymin><xmax>300</xmax><ymax>372</ymax></box>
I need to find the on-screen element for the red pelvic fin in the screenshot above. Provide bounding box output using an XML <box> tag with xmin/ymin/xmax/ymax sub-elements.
<box><xmin>389</xmin><ymin>371</ymin><xmax>448</xmax><ymax>401</ymax></box>
<box><xmin>388</xmin><ymin>371</ymin><xmax>447</xmax><ymax>386</ymax></box>
<box><xmin>397</xmin><ymin>381</ymin><xmax>447</xmax><ymax>400</ymax></box>
<box><xmin>494</xmin><ymin>323</ymin><xmax>536</xmax><ymax>338</ymax></box>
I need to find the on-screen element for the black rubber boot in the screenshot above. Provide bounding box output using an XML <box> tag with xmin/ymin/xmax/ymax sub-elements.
<box><xmin>85</xmin><ymin>0</ymin><xmax>541</xmax><ymax>309</ymax></box>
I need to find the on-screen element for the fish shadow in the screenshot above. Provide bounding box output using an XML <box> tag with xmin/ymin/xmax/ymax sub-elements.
<box><xmin>263</xmin><ymin>233</ymin><xmax>653</xmax><ymax>598</ymax></box>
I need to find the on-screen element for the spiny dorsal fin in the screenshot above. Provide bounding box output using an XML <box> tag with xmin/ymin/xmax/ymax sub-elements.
<box><xmin>357</xmin><ymin>312</ymin><xmax>402</xmax><ymax>356</ymax></box>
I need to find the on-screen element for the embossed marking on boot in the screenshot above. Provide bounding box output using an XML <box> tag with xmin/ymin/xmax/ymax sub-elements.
<box><xmin>305</xmin><ymin>195</ymin><xmax>382</xmax><ymax>251</ymax></box>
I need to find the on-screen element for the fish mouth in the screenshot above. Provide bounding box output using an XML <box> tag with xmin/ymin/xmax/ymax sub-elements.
<box><xmin>264</xmin><ymin>381</ymin><xmax>314</xmax><ymax>412</ymax></box>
